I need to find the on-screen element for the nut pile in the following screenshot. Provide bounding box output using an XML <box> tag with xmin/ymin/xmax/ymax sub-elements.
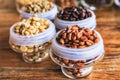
<box><xmin>57</xmin><ymin>25</ymin><xmax>100</xmax><ymax>48</ymax></box>
<box><xmin>64</xmin><ymin>68</ymin><xmax>82</xmax><ymax>78</ymax></box>
<box><xmin>17</xmin><ymin>0</ymin><xmax>53</xmax><ymax>5</ymax></box>
<box><xmin>23</xmin><ymin>1</ymin><xmax>53</xmax><ymax>14</ymax></box>
<box><xmin>57</xmin><ymin>6</ymin><xmax>92</xmax><ymax>21</ymax></box>
<box><xmin>52</xmin><ymin>53</ymin><xmax>97</xmax><ymax>68</ymax></box>
<box><xmin>23</xmin><ymin>50</ymin><xmax>48</xmax><ymax>63</ymax></box>
<box><xmin>14</xmin><ymin>15</ymin><xmax>50</xmax><ymax>36</ymax></box>
<box><xmin>10</xmin><ymin>41</ymin><xmax>51</xmax><ymax>53</ymax></box>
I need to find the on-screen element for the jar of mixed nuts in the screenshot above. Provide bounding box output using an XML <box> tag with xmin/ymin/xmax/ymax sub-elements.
<box><xmin>9</xmin><ymin>16</ymin><xmax>56</xmax><ymax>63</ymax></box>
<box><xmin>54</xmin><ymin>6</ymin><xmax>96</xmax><ymax>30</ymax></box>
<box><xmin>20</xmin><ymin>0</ymin><xmax>58</xmax><ymax>20</ymax></box>
<box><xmin>50</xmin><ymin>25</ymin><xmax>104</xmax><ymax>79</ymax></box>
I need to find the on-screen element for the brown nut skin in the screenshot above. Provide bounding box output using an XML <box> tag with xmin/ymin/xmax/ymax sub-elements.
<box><xmin>57</xmin><ymin>25</ymin><xmax>100</xmax><ymax>48</ymax></box>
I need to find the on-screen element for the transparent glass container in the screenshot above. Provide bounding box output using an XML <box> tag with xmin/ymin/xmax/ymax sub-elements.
<box><xmin>9</xmin><ymin>20</ymin><xmax>56</xmax><ymax>63</ymax></box>
<box><xmin>79</xmin><ymin>0</ymin><xmax>114</xmax><ymax>10</ymax></box>
<box><xmin>50</xmin><ymin>30</ymin><xmax>104</xmax><ymax>78</ymax></box>
<box><xmin>16</xmin><ymin>0</ymin><xmax>32</xmax><ymax>13</ymax></box>
<box><xmin>114</xmin><ymin>0</ymin><xmax>120</xmax><ymax>7</ymax></box>
<box><xmin>10</xmin><ymin>41</ymin><xmax>51</xmax><ymax>63</ymax></box>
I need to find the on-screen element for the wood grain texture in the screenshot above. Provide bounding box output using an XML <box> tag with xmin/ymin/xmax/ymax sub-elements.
<box><xmin>0</xmin><ymin>0</ymin><xmax>16</xmax><ymax>10</ymax></box>
<box><xmin>0</xmin><ymin>7</ymin><xmax>120</xmax><ymax>80</ymax></box>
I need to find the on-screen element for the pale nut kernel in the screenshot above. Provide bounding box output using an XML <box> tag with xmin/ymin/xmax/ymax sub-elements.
<box><xmin>27</xmin><ymin>45</ymin><xmax>34</xmax><ymax>49</ymax></box>
<box><xmin>11</xmin><ymin>44</ymin><xmax>16</xmax><ymax>49</ymax></box>
<box><xmin>20</xmin><ymin>46</ymin><xmax>28</xmax><ymax>52</ymax></box>
<box><xmin>27</xmin><ymin>49</ymin><xmax>34</xmax><ymax>53</ymax></box>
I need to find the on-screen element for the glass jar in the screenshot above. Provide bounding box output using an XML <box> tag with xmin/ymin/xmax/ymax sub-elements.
<box><xmin>79</xmin><ymin>0</ymin><xmax>114</xmax><ymax>10</ymax></box>
<box><xmin>9</xmin><ymin>20</ymin><xmax>56</xmax><ymax>63</ymax></box>
<box><xmin>50</xmin><ymin>30</ymin><xmax>104</xmax><ymax>78</ymax></box>
<box><xmin>54</xmin><ymin>9</ymin><xmax>96</xmax><ymax>30</ymax></box>
<box><xmin>114</xmin><ymin>0</ymin><xmax>120</xmax><ymax>7</ymax></box>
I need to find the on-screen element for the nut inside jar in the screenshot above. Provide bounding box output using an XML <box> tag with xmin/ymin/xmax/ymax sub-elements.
<box><xmin>61</xmin><ymin>66</ymin><xmax>93</xmax><ymax>79</ymax></box>
<box><xmin>51</xmin><ymin>52</ymin><xmax>102</xmax><ymax>68</ymax></box>
<box><xmin>57</xmin><ymin>6</ymin><xmax>92</xmax><ymax>21</ymax></box>
<box><xmin>9</xmin><ymin>15</ymin><xmax>56</xmax><ymax>63</ymax></box>
<box><xmin>56</xmin><ymin>25</ymin><xmax>100</xmax><ymax>48</ymax></box>
<box><xmin>50</xmin><ymin>25</ymin><xmax>103</xmax><ymax>68</ymax></box>
<box><xmin>22</xmin><ymin>0</ymin><xmax>53</xmax><ymax>14</ymax></box>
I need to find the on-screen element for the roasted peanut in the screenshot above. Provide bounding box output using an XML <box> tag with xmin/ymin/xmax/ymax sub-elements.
<box><xmin>23</xmin><ymin>0</ymin><xmax>53</xmax><ymax>14</ymax></box>
<box><xmin>57</xmin><ymin>6</ymin><xmax>92</xmax><ymax>21</ymax></box>
<box><xmin>57</xmin><ymin>25</ymin><xmax>100</xmax><ymax>48</ymax></box>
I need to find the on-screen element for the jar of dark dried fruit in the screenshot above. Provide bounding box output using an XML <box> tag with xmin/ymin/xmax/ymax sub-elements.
<box><xmin>54</xmin><ymin>6</ymin><xmax>96</xmax><ymax>30</ymax></box>
<box><xmin>50</xmin><ymin>25</ymin><xmax>104</xmax><ymax>79</ymax></box>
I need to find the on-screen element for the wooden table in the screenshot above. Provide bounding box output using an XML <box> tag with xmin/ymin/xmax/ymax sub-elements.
<box><xmin>0</xmin><ymin>7</ymin><xmax>120</xmax><ymax>80</ymax></box>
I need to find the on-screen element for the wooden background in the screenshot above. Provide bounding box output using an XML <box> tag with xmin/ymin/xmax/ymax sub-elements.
<box><xmin>0</xmin><ymin>0</ymin><xmax>120</xmax><ymax>80</ymax></box>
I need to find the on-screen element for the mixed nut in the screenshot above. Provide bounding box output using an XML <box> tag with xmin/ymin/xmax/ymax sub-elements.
<box><xmin>23</xmin><ymin>1</ymin><xmax>53</xmax><ymax>14</ymax></box>
<box><xmin>57</xmin><ymin>25</ymin><xmax>100</xmax><ymax>48</ymax></box>
<box><xmin>57</xmin><ymin>6</ymin><xmax>92</xmax><ymax>21</ymax></box>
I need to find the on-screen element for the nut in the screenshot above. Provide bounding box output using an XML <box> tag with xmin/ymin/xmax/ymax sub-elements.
<box><xmin>23</xmin><ymin>1</ymin><xmax>53</xmax><ymax>14</ymax></box>
<box><xmin>57</xmin><ymin>6</ymin><xmax>92</xmax><ymax>21</ymax></box>
<box><xmin>64</xmin><ymin>67</ymin><xmax>82</xmax><ymax>78</ymax></box>
<box><xmin>57</xmin><ymin>25</ymin><xmax>100</xmax><ymax>48</ymax></box>
<box><xmin>20</xmin><ymin>46</ymin><xmax>28</xmax><ymax>52</ymax></box>
<box><xmin>14</xmin><ymin>15</ymin><xmax>50</xmax><ymax>36</ymax></box>
<box><xmin>52</xmin><ymin>51</ymin><xmax>99</xmax><ymax>68</ymax></box>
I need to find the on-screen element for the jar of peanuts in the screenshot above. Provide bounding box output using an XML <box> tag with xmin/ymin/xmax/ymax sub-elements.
<box><xmin>50</xmin><ymin>25</ymin><xmax>104</xmax><ymax>79</ymax></box>
<box><xmin>9</xmin><ymin>15</ymin><xmax>56</xmax><ymax>63</ymax></box>
<box><xmin>54</xmin><ymin>6</ymin><xmax>96</xmax><ymax>30</ymax></box>
<box><xmin>20</xmin><ymin>0</ymin><xmax>58</xmax><ymax>20</ymax></box>
<box><xmin>16</xmin><ymin>0</ymin><xmax>55</xmax><ymax>13</ymax></box>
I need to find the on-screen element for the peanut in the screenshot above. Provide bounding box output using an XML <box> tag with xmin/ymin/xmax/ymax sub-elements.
<box><xmin>57</xmin><ymin>25</ymin><xmax>100</xmax><ymax>48</ymax></box>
